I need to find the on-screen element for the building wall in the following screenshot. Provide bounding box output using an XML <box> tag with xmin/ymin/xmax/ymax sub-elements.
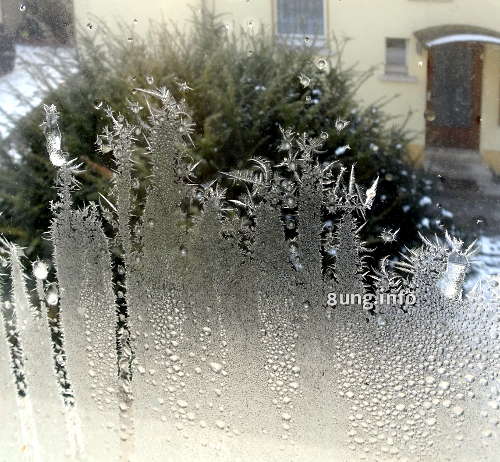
<box><xmin>1</xmin><ymin>0</ymin><xmax>23</xmax><ymax>33</ymax></box>
<box><xmin>327</xmin><ymin>0</ymin><xmax>500</xmax><ymax>167</ymax></box>
<box><xmin>73</xmin><ymin>0</ymin><xmax>201</xmax><ymax>37</ymax></box>
<box><xmin>72</xmin><ymin>0</ymin><xmax>500</xmax><ymax>169</ymax></box>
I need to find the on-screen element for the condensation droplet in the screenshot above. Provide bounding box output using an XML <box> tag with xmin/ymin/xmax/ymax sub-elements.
<box><xmin>424</xmin><ymin>109</ymin><xmax>436</xmax><ymax>122</ymax></box>
<box><xmin>209</xmin><ymin>362</ymin><xmax>223</xmax><ymax>374</ymax></box>
<box><xmin>46</xmin><ymin>285</ymin><xmax>59</xmax><ymax>306</ymax></box>
<box><xmin>315</xmin><ymin>58</ymin><xmax>328</xmax><ymax>71</ymax></box>
<box><xmin>49</xmin><ymin>151</ymin><xmax>67</xmax><ymax>167</ymax></box>
<box><xmin>33</xmin><ymin>261</ymin><xmax>49</xmax><ymax>280</ymax></box>
<box><xmin>215</xmin><ymin>420</ymin><xmax>226</xmax><ymax>430</ymax></box>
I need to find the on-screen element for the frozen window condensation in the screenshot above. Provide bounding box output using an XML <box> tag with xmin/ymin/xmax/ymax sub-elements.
<box><xmin>0</xmin><ymin>285</ymin><xmax>24</xmax><ymax>457</ymax></box>
<box><xmin>0</xmin><ymin>240</ymin><xmax>72</xmax><ymax>459</ymax></box>
<box><xmin>97</xmin><ymin>108</ymin><xmax>135</xmax><ymax>262</ymax></box>
<box><xmin>0</xmin><ymin>91</ymin><xmax>498</xmax><ymax>461</ymax></box>
<box><xmin>44</xmin><ymin>105</ymin><xmax>120</xmax><ymax>459</ymax></box>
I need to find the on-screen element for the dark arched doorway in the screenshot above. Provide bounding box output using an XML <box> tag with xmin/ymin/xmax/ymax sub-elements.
<box><xmin>426</xmin><ymin>41</ymin><xmax>483</xmax><ymax>150</ymax></box>
<box><xmin>416</xmin><ymin>25</ymin><xmax>500</xmax><ymax>150</ymax></box>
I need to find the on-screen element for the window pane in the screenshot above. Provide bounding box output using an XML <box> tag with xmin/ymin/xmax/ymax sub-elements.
<box><xmin>386</xmin><ymin>38</ymin><xmax>407</xmax><ymax>74</ymax></box>
<box><xmin>277</xmin><ymin>0</ymin><xmax>324</xmax><ymax>36</ymax></box>
<box><xmin>386</xmin><ymin>38</ymin><xmax>407</xmax><ymax>65</ymax></box>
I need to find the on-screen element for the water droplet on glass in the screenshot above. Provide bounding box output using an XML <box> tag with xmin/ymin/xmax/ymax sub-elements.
<box><xmin>19</xmin><ymin>4</ymin><xmax>26</xmax><ymax>12</ymax></box>
<box><xmin>335</xmin><ymin>117</ymin><xmax>350</xmax><ymax>132</ymax></box>
<box><xmin>304</xmin><ymin>36</ymin><xmax>312</xmax><ymax>47</ymax></box>
<box><xmin>33</xmin><ymin>261</ymin><xmax>49</xmax><ymax>280</ymax></box>
<box><xmin>215</xmin><ymin>420</ymin><xmax>226</xmax><ymax>430</ymax></box>
<box><xmin>146</xmin><ymin>75</ymin><xmax>154</xmax><ymax>85</ymax></box>
<box><xmin>439</xmin><ymin>381</ymin><xmax>450</xmax><ymax>391</ymax></box>
<box><xmin>285</xmin><ymin>196</ymin><xmax>296</xmax><ymax>208</ymax></box>
<box><xmin>425</xmin><ymin>417</ymin><xmax>436</xmax><ymax>426</ymax></box>
<box><xmin>315</xmin><ymin>58</ymin><xmax>328</xmax><ymax>71</ymax></box>
<box><xmin>49</xmin><ymin>151</ymin><xmax>67</xmax><ymax>167</ymax></box>
<box><xmin>424</xmin><ymin>109</ymin><xmax>436</xmax><ymax>122</ymax></box>
<box><xmin>46</xmin><ymin>285</ymin><xmax>59</xmax><ymax>306</ymax></box>
<box><xmin>209</xmin><ymin>362</ymin><xmax>223</xmax><ymax>374</ymax></box>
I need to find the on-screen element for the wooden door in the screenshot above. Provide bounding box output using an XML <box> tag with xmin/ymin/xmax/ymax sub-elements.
<box><xmin>426</xmin><ymin>42</ymin><xmax>483</xmax><ymax>150</ymax></box>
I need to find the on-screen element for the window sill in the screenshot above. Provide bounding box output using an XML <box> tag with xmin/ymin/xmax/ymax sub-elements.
<box><xmin>275</xmin><ymin>34</ymin><xmax>331</xmax><ymax>54</ymax></box>
<box><xmin>379</xmin><ymin>74</ymin><xmax>418</xmax><ymax>83</ymax></box>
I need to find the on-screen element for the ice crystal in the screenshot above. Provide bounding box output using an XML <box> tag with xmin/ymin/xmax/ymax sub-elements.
<box><xmin>380</xmin><ymin>227</ymin><xmax>400</xmax><ymax>243</ymax></box>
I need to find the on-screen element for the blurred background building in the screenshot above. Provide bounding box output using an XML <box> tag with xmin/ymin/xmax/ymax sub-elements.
<box><xmin>72</xmin><ymin>0</ymin><xmax>500</xmax><ymax>180</ymax></box>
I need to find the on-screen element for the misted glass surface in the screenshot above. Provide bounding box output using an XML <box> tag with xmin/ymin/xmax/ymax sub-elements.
<box><xmin>0</xmin><ymin>1</ymin><xmax>499</xmax><ymax>461</ymax></box>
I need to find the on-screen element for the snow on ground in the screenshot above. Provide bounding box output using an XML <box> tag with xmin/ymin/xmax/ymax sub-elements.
<box><xmin>0</xmin><ymin>45</ymin><xmax>76</xmax><ymax>139</ymax></box>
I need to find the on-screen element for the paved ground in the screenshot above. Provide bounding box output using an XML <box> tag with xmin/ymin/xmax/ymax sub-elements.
<box><xmin>424</xmin><ymin>147</ymin><xmax>500</xmax><ymax>284</ymax></box>
<box><xmin>424</xmin><ymin>147</ymin><xmax>500</xmax><ymax>235</ymax></box>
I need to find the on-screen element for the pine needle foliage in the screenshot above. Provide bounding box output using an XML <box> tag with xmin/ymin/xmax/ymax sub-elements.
<box><xmin>0</xmin><ymin>10</ymin><xmax>451</xmax><ymax>258</ymax></box>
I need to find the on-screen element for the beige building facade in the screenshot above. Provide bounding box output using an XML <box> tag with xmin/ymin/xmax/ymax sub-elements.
<box><xmin>0</xmin><ymin>0</ymin><xmax>22</xmax><ymax>33</ymax></box>
<box><xmin>74</xmin><ymin>0</ymin><xmax>500</xmax><ymax>172</ymax></box>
